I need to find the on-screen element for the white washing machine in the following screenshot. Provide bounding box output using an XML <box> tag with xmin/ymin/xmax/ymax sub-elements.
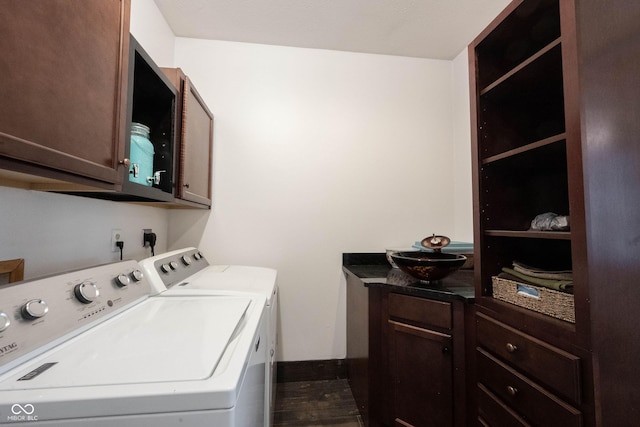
<box><xmin>139</xmin><ymin>247</ymin><xmax>278</xmax><ymax>427</ymax></box>
<box><xmin>0</xmin><ymin>260</ymin><xmax>266</xmax><ymax>426</ymax></box>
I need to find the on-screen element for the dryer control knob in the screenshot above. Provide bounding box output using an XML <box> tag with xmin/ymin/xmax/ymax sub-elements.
<box><xmin>22</xmin><ymin>299</ymin><xmax>48</xmax><ymax>320</ymax></box>
<box><xmin>131</xmin><ymin>269</ymin><xmax>144</xmax><ymax>282</ymax></box>
<box><xmin>74</xmin><ymin>281</ymin><xmax>100</xmax><ymax>304</ymax></box>
<box><xmin>161</xmin><ymin>263</ymin><xmax>171</xmax><ymax>273</ymax></box>
<box><xmin>169</xmin><ymin>261</ymin><xmax>179</xmax><ymax>270</ymax></box>
<box><xmin>193</xmin><ymin>252</ymin><xmax>202</xmax><ymax>260</ymax></box>
<box><xmin>181</xmin><ymin>255</ymin><xmax>192</xmax><ymax>266</ymax></box>
<box><xmin>0</xmin><ymin>312</ymin><xmax>10</xmax><ymax>332</ymax></box>
<box><xmin>115</xmin><ymin>274</ymin><xmax>130</xmax><ymax>287</ymax></box>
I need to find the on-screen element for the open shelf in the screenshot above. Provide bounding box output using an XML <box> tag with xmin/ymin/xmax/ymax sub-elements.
<box><xmin>482</xmin><ymin>133</ymin><xmax>566</xmax><ymax>164</ymax></box>
<box><xmin>475</xmin><ymin>0</ymin><xmax>560</xmax><ymax>89</ymax></box>
<box><xmin>480</xmin><ymin>38</ymin><xmax>562</xmax><ymax>95</ymax></box>
<box><xmin>121</xmin><ymin>36</ymin><xmax>177</xmax><ymax>201</ymax></box>
<box><xmin>478</xmin><ymin>43</ymin><xmax>565</xmax><ymax>158</ymax></box>
<box><xmin>484</xmin><ymin>230</ymin><xmax>571</xmax><ymax>240</ymax></box>
<box><xmin>479</xmin><ymin>234</ymin><xmax>572</xmax><ymax>291</ymax></box>
<box><xmin>479</xmin><ymin>139</ymin><xmax>569</xmax><ymax>232</ymax></box>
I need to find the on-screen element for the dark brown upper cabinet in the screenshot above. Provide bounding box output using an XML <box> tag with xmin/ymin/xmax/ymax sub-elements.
<box><xmin>0</xmin><ymin>1</ymin><xmax>202</xmax><ymax>207</ymax></box>
<box><xmin>162</xmin><ymin>68</ymin><xmax>214</xmax><ymax>208</ymax></box>
<box><xmin>0</xmin><ymin>0</ymin><xmax>131</xmax><ymax>190</ymax></box>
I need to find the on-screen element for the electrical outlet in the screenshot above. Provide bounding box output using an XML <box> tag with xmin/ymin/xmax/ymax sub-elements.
<box><xmin>111</xmin><ymin>229</ymin><xmax>123</xmax><ymax>252</ymax></box>
<box><xmin>143</xmin><ymin>229</ymin><xmax>152</xmax><ymax>247</ymax></box>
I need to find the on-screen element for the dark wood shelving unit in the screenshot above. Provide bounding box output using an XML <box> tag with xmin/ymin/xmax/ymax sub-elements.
<box><xmin>469</xmin><ymin>0</ymin><xmax>595</xmax><ymax>425</ymax></box>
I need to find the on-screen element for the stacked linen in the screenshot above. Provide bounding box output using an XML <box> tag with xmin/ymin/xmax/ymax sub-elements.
<box><xmin>499</xmin><ymin>261</ymin><xmax>573</xmax><ymax>293</ymax></box>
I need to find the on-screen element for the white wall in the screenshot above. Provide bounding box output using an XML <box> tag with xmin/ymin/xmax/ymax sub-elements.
<box><xmin>0</xmin><ymin>0</ymin><xmax>176</xmax><ymax>280</ymax></box>
<box><xmin>451</xmin><ymin>49</ymin><xmax>474</xmax><ymax>242</ymax></box>
<box><xmin>130</xmin><ymin>0</ymin><xmax>176</xmax><ymax>67</ymax></box>
<box><xmin>0</xmin><ymin>187</ymin><xmax>169</xmax><ymax>278</ymax></box>
<box><xmin>168</xmin><ymin>39</ymin><xmax>469</xmax><ymax>361</ymax></box>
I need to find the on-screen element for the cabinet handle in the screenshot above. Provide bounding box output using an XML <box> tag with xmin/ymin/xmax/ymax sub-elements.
<box><xmin>442</xmin><ymin>346</ymin><xmax>450</xmax><ymax>354</ymax></box>
<box><xmin>183</xmin><ymin>183</ymin><xmax>190</xmax><ymax>188</ymax></box>
<box><xmin>506</xmin><ymin>385</ymin><xmax>518</xmax><ymax>396</ymax></box>
<box><xmin>119</xmin><ymin>158</ymin><xmax>131</xmax><ymax>167</ymax></box>
<box><xmin>506</xmin><ymin>343</ymin><xmax>518</xmax><ymax>353</ymax></box>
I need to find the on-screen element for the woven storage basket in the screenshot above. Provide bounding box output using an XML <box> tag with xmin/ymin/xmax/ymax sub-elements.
<box><xmin>492</xmin><ymin>276</ymin><xmax>575</xmax><ymax>323</ymax></box>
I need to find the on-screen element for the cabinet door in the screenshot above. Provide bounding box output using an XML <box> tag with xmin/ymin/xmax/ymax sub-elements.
<box><xmin>161</xmin><ymin>68</ymin><xmax>214</xmax><ymax>207</ymax></box>
<box><xmin>178</xmin><ymin>77</ymin><xmax>213</xmax><ymax>206</ymax></box>
<box><xmin>0</xmin><ymin>0</ymin><xmax>129</xmax><ymax>186</ymax></box>
<box><xmin>389</xmin><ymin>320</ymin><xmax>453</xmax><ymax>427</ymax></box>
<box><xmin>162</xmin><ymin>68</ymin><xmax>213</xmax><ymax>207</ymax></box>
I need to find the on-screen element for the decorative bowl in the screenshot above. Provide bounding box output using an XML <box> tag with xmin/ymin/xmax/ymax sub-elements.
<box><xmin>389</xmin><ymin>251</ymin><xmax>467</xmax><ymax>282</ymax></box>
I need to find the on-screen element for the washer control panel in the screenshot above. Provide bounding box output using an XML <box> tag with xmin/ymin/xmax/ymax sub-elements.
<box><xmin>0</xmin><ymin>260</ymin><xmax>150</xmax><ymax>373</ymax></box>
<box><xmin>139</xmin><ymin>248</ymin><xmax>209</xmax><ymax>293</ymax></box>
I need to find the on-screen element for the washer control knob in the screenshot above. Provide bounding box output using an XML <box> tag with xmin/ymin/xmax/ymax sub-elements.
<box><xmin>115</xmin><ymin>274</ymin><xmax>130</xmax><ymax>287</ymax></box>
<box><xmin>161</xmin><ymin>263</ymin><xmax>171</xmax><ymax>273</ymax></box>
<box><xmin>169</xmin><ymin>261</ymin><xmax>179</xmax><ymax>270</ymax></box>
<box><xmin>0</xmin><ymin>312</ymin><xmax>10</xmax><ymax>332</ymax></box>
<box><xmin>181</xmin><ymin>255</ymin><xmax>192</xmax><ymax>266</ymax></box>
<box><xmin>74</xmin><ymin>281</ymin><xmax>100</xmax><ymax>304</ymax></box>
<box><xmin>22</xmin><ymin>299</ymin><xmax>48</xmax><ymax>320</ymax></box>
<box><xmin>131</xmin><ymin>269</ymin><xmax>144</xmax><ymax>282</ymax></box>
<box><xmin>193</xmin><ymin>252</ymin><xmax>202</xmax><ymax>260</ymax></box>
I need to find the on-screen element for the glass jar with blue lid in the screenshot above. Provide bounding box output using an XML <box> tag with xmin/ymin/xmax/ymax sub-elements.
<box><xmin>129</xmin><ymin>122</ymin><xmax>154</xmax><ymax>186</ymax></box>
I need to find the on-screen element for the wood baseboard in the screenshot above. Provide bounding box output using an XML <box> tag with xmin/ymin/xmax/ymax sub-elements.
<box><xmin>276</xmin><ymin>359</ymin><xmax>347</xmax><ymax>383</ymax></box>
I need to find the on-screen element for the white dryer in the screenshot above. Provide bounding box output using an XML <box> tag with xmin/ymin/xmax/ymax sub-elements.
<box><xmin>139</xmin><ymin>247</ymin><xmax>278</xmax><ymax>427</ymax></box>
<box><xmin>0</xmin><ymin>260</ymin><xmax>266</xmax><ymax>426</ymax></box>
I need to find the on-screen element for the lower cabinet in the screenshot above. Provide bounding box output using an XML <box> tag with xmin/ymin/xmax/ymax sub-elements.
<box><xmin>345</xmin><ymin>272</ymin><xmax>469</xmax><ymax>427</ymax></box>
<box><xmin>389</xmin><ymin>321</ymin><xmax>453</xmax><ymax>427</ymax></box>
<box><xmin>388</xmin><ymin>293</ymin><xmax>454</xmax><ymax>427</ymax></box>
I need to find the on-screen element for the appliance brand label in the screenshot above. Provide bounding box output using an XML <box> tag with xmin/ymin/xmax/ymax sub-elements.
<box><xmin>17</xmin><ymin>362</ymin><xmax>57</xmax><ymax>381</ymax></box>
<box><xmin>0</xmin><ymin>342</ymin><xmax>18</xmax><ymax>357</ymax></box>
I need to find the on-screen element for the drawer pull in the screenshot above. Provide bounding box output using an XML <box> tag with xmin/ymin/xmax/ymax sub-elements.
<box><xmin>506</xmin><ymin>343</ymin><xmax>518</xmax><ymax>353</ymax></box>
<box><xmin>506</xmin><ymin>385</ymin><xmax>518</xmax><ymax>396</ymax></box>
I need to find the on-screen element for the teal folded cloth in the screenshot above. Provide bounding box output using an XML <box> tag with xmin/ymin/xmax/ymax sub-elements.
<box><xmin>501</xmin><ymin>267</ymin><xmax>573</xmax><ymax>292</ymax></box>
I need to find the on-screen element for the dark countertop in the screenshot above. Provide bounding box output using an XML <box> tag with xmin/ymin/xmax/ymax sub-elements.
<box><xmin>343</xmin><ymin>253</ymin><xmax>475</xmax><ymax>303</ymax></box>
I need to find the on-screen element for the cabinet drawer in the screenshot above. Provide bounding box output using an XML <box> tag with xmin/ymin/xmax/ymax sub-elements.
<box><xmin>477</xmin><ymin>348</ymin><xmax>582</xmax><ymax>427</ymax></box>
<box><xmin>476</xmin><ymin>313</ymin><xmax>581</xmax><ymax>402</ymax></box>
<box><xmin>478</xmin><ymin>383</ymin><xmax>530</xmax><ymax>427</ymax></box>
<box><xmin>389</xmin><ymin>293</ymin><xmax>451</xmax><ymax>330</ymax></box>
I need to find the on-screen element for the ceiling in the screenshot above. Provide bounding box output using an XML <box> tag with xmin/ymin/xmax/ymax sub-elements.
<box><xmin>153</xmin><ymin>0</ymin><xmax>512</xmax><ymax>60</ymax></box>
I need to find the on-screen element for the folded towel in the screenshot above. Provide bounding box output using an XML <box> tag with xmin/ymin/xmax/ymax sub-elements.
<box><xmin>501</xmin><ymin>268</ymin><xmax>573</xmax><ymax>293</ymax></box>
<box><xmin>512</xmin><ymin>261</ymin><xmax>573</xmax><ymax>281</ymax></box>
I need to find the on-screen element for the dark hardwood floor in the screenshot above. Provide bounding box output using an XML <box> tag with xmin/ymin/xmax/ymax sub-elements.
<box><xmin>273</xmin><ymin>378</ymin><xmax>363</xmax><ymax>427</ymax></box>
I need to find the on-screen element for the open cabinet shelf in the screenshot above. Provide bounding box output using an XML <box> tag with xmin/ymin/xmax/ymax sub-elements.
<box><xmin>471</xmin><ymin>0</ymin><xmax>579</xmax><ymax>331</ymax></box>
